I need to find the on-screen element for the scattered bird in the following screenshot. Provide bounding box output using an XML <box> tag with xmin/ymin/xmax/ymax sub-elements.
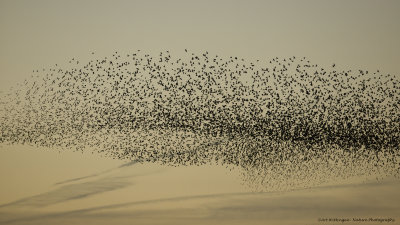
<box><xmin>0</xmin><ymin>50</ymin><xmax>399</xmax><ymax>191</ymax></box>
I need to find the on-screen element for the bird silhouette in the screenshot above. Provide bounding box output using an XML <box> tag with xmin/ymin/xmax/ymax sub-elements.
<box><xmin>0</xmin><ymin>50</ymin><xmax>399</xmax><ymax>191</ymax></box>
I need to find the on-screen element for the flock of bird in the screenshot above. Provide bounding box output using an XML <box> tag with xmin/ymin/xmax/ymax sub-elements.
<box><xmin>1</xmin><ymin>50</ymin><xmax>399</xmax><ymax>190</ymax></box>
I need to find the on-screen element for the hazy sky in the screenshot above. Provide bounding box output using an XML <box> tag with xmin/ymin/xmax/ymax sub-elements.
<box><xmin>1</xmin><ymin>0</ymin><xmax>399</xmax><ymax>91</ymax></box>
<box><xmin>1</xmin><ymin>1</ymin><xmax>400</xmax><ymax>224</ymax></box>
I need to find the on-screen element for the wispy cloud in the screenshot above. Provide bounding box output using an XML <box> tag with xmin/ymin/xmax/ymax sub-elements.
<box><xmin>2</xmin><ymin>181</ymin><xmax>399</xmax><ymax>225</ymax></box>
<box><xmin>54</xmin><ymin>160</ymin><xmax>140</xmax><ymax>185</ymax></box>
<box><xmin>0</xmin><ymin>161</ymin><xmax>159</xmax><ymax>209</ymax></box>
<box><xmin>0</xmin><ymin>176</ymin><xmax>131</xmax><ymax>209</ymax></box>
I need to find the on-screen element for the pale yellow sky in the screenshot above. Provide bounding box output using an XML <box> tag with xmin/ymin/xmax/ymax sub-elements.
<box><xmin>1</xmin><ymin>0</ymin><xmax>399</xmax><ymax>91</ymax></box>
<box><xmin>1</xmin><ymin>1</ymin><xmax>400</xmax><ymax>224</ymax></box>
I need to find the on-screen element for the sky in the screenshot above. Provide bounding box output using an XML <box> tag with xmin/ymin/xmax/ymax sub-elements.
<box><xmin>1</xmin><ymin>0</ymin><xmax>400</xmax><ymax>91</ymax></box>
<box><xmin>0</xmin><ymin>1</ymin><xmax>400</xmax><ymax>225</ymax></box>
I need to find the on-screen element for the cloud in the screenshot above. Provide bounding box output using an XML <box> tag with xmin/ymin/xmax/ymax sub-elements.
<box><xmin>0</xmin><ymin>161</ymin><xmax>161</xmax><ymax>210</ymax></box>
<box><xmin>54</xmin><ymin>160</ymin><xmax>140</xmax><ymax>185</ymax></box>
<box><xmin>118</xmin><ymin>160</ymin><xmax>140</xmax><ymax>168</ymax></box>
<box><xmin>1</xmin><ymin>177</ymin><xmax>398</xmax><ymax>225</ymax></box>
<box><xmin>2</xmin><ymin>185</ymin><xmax>398</xmax><ymax>225</ymax></box>
<box><xmin>0</xmin><ymin>176</ymin><xmax>131</xmax><ymax>209</ymax></box>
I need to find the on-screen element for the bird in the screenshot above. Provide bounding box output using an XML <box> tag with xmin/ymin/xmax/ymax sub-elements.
<box><xmin>1</xmin><ymin>49</ymin><xmax>399</xmax><ymax>191</ymax></box>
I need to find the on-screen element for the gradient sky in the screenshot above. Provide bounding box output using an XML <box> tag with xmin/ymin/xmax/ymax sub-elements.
<box><xmin>1</xmin><ymin>1</ymin><xmax>400</xmax><ymax>224</ymax></box>
<box><xmin>1</xmin><ymin>0</ymin><xmax>400</xmax><ymax>91</ymax></box>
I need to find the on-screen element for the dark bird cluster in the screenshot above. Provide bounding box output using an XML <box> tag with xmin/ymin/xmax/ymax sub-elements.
<box><xmin>1</xmin><ymin>50</ymin><xmax>399</xmax><ymax>190</ymax></box>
